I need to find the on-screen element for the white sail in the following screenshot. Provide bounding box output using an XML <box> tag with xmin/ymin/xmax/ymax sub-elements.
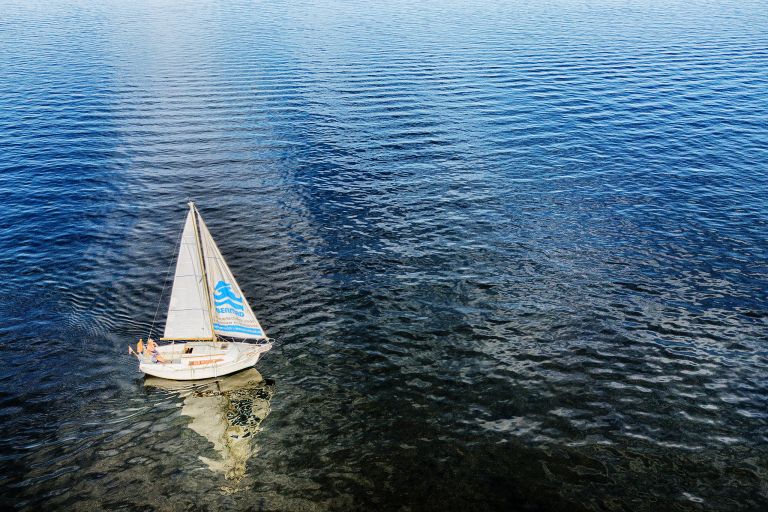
<box><xmin>197</xmin><ymin>214</ymin><xmax>267</xmax><ymax>339</ymax></box>
<box><xmin>163</xmin><ymin>209</ymin><xmax>214</xmax><ymax>340</ymax></box>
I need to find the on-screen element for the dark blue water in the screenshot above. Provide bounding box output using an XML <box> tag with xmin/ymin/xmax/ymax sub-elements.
<box><xmin>1</xmin><ymin>0</ymin><xmax>767</xmax><ymax>510</ymax></box>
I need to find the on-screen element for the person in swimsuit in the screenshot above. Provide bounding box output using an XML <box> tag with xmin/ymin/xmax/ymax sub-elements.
<box><xmin>146</xmin><ymin>338</ymin><xmax>166</xmax><ymax>364</ymax></box>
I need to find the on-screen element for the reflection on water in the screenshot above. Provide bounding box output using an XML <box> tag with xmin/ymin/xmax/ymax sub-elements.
<box><xmin>145</xmin><ymin>369</ymin><xmax>274</xmax><ymax>483</ymax></box>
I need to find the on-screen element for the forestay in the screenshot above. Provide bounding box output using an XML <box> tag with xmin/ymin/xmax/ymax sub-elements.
<box><xmin>163</xmin><ymin>210</ymin><xmax>214</xmax><ymax>340</ymax></box>
<box><xmin>198</xmin><ymin>216</ymin><xmax>266</xmax><ymax>339</ymax></box>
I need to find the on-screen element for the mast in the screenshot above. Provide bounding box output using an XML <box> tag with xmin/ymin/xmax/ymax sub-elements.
<box><xmin>189</xmin><ymin>201</ymin><xmax>217</xmax><ymax>341</ymax></box>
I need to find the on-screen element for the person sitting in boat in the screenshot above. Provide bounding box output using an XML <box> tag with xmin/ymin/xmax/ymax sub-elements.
<box><xmin>146</xmin><ymin>338</ymin><xmax>166</xmax><ymax>364</ymax></box>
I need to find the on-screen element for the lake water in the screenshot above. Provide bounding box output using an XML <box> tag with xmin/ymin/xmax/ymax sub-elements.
<box><xmin>1</xmin><ymin>0</ymin><xmax>767</xmax><ymax>510</ymax></box>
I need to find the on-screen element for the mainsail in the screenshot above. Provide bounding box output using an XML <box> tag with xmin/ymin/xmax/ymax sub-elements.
<box><xmin>163</xmin><ymin>209</ymin><xmax>214</xmax><ymax>340</ymax></box>
<box><xmin>197</xmin><ymin>214</ymin><xmax>267</xmax><ymax>340</ymax></box>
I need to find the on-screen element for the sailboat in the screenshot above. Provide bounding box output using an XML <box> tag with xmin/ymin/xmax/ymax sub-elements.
<box><xmin>133</xmin><ymin>202</ymin><xmax>272</xmax><ymax>380</ymax></box>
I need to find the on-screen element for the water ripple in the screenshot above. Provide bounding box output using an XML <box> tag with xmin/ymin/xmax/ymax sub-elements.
<box><xmin>1</xmin><ymin>0</ymin><xmax>768</xmax><ymax>510</ymax></box>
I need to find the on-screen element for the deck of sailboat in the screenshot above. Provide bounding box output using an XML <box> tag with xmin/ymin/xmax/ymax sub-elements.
<box><xmin>139</xmin><ymin>341</ymin><xmax>272</xmax><ymax>380</ymax></box>
<box><xmin>155</xmin><ymin>341</ymin><xmax>231</xmax><ymax>365</ymax></box>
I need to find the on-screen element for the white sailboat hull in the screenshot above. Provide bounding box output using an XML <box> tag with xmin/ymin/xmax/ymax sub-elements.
<box><xmin>139</xmin><ymin>341</ymin><xmax>272</xmax><ymax>381</ymax></box>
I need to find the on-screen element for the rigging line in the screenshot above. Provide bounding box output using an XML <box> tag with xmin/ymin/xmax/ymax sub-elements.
<box><xmin>146</xmin><ymin>213</ymin><xmax>187</xmax><ymax>340</ymax></box>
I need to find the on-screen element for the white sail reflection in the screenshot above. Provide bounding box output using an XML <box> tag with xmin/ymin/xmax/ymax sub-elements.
<box><xmin>145</xmin><ymin>369</ymin><xmax>274</xmax><ymax>481</ymax></box>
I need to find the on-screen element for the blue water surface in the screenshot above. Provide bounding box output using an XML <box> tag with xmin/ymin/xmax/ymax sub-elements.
<box><xmin>0</xmin><ymin>0</ymin><xmax>767</xmax><ymax>510</ymax></box>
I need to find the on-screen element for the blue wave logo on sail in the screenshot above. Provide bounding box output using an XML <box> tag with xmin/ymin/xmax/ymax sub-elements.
<box><xmin>213</xmin><ymin>281</ymin><xmax>245</xmax><ymax>317</ymax></box>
